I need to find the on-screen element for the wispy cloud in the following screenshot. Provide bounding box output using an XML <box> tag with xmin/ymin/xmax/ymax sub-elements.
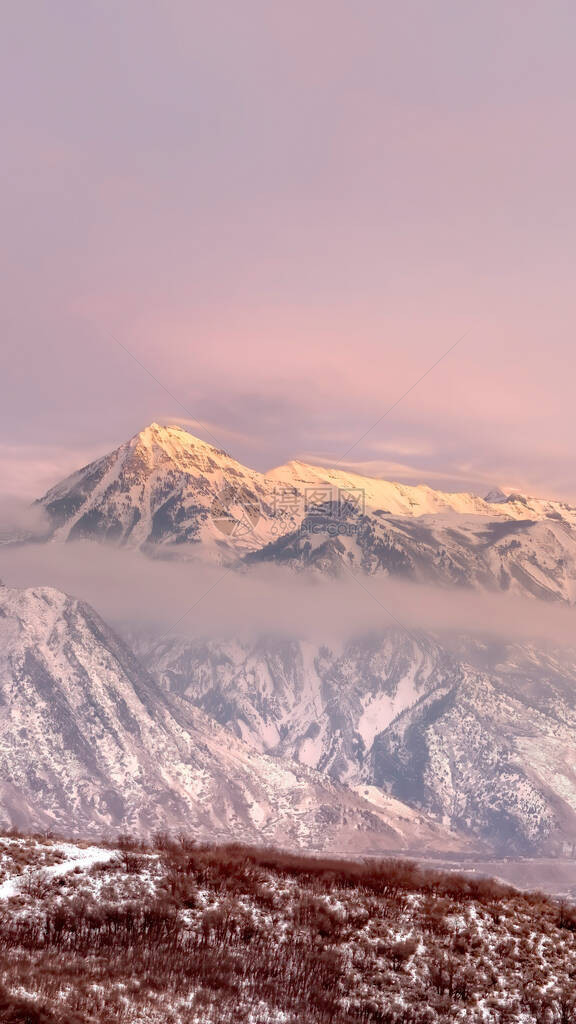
<box><xmin>0</xmin><ymin>442</ymin><xmax>109</xmax><ymax>499</ymax></box>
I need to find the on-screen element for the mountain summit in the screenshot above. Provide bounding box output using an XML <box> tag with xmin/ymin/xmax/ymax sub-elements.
<box><xmin>484</xmin><ymin>486</ymin><xmax>509</xmax><ymax>503</ymax></box>
<box><xmin>39</xmin><ymin>422</ymin><xmax>284</xmax><ymax>553</ymax></box>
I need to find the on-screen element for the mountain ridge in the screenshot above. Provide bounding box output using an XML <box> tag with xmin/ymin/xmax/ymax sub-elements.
<box><xmin>30</xmin><ymin>422</ymin><xmax>576</xmax><ymax>602</ymax></box>
<box><xmin>40</xmin><ymin>421</ymin><xmax>576</xmax><ymax>531</ymax></box>
<box><xmin>0</xmin><ymin>582</ymin><xmax>470</xmax><ymax>854</ymax></box>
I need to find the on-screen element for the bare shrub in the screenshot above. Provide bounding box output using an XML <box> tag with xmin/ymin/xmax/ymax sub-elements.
<box><xmin>120</xmin><ymin>850</ymin><xmax>148</xmax><ymax>875</ymax></box>
<box><xmin>20</xmin><ymin>871</ymin><xmax>52</xmax><ymax>900</ymax></box>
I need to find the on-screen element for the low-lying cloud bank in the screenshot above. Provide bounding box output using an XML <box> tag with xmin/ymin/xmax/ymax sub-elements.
<box><xmin>1</xmin><ymin>541</ymin><xmax>576</xmax><ymax>649</ymax></box>
<box><xmin>0</xmin><ymin>498</ymin><xmax>50</xmax><ymax>541</ymax></box>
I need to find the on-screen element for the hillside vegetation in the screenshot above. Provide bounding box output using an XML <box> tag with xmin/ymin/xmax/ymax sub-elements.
<box><xmin>1</xmin><ymin>833</ymin><xmax>576</xmax><ymax>1023</ymax></box>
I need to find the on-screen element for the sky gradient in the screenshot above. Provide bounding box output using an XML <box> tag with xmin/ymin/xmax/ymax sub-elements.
<box><xmin>2</xmin><ymin>2</ymin><xmax>575</xmax><ymax>500</ymax></box>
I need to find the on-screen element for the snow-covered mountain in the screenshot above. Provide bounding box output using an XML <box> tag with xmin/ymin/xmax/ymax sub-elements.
<box><xmin>35</xmin><ymin>422</ymin><xmax>576</xmax><ymax>602</ymax></box>
<box><xmin>143</xmin><ymin>630</ymin><xmax>455</xmax><ymax>779</ymax></box>
<box><xmin>37</xmin><ymin>423</ymin><xmax>294</xmax><ymax>557</ymax></box>
<box><xmin>249</xmin><ymin>505</ymin><xmax>576</xmax><ymax>602</ymax></box>
<box><xmin>12</xmin><ymin>420</ymin><xmax>576</xmax><ymax>853</ymax></box>
<box><xmin>267</xmin><ymin>458</ymin><xmax>576</xmax><ymax>527</ymax></box>
<box><xmin>142</xmin><ymin>628</ymin><xmax>576</xmax><ymax>853</ymax></box>
<box><xmin>0</xmin><ymin>584</ymin><xmax>468</xmax><ymax>853</ymax></box>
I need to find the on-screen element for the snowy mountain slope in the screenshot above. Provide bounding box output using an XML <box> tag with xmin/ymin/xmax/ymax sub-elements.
<box><xmin>143</xmin><ymin>627</ymin><xmax>576</xmax><ymax>853</ymax></box>
<box><xmin>366</xmin><ymin>653</ymin><xmax>576</xmax><ymax>855</ymax></box>
<box><xmin>266</xmin><ymin>459</ymin><xmax>576</xmax><ymax>527</ymax></box>
<box><xmin>247</xmin><ymin>504</ymin><xmax>576</xmax><ymax>601</ymax></box>
<box><xmin>34</xmin><ymin>422</ymin><xmax>576</xmax><ymax>602</ymax></box>
<box><xmin>266</xmin><ymin>460</ymin><xmax>506</xmax><ymax>518</ymax></box>
<box><xmin>40</xmin><ymin>425</ymin><xmax>526</xmax><ymax>553</ymax></box>
<box><xmin>0</xmin><ymin>585</ymin><xmax>468</xmax><ymax>853</ymax></box>
<box><xmin>353</xmin><ymin>635</ymin><xmax>576</xmax><ymax>853</ymax></box>
<box><xmin>143</xmin><ymin>630</ymin><xmax>457</xmax><ymax>782</ymax></box>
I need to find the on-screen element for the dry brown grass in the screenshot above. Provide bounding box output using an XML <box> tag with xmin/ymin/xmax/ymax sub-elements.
<box><xmin>0</xmin><ymin>835</ymin><xmax>574</xmax><ymax>1023</ymax></box>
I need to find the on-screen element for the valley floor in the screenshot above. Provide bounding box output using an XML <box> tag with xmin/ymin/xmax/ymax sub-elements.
<box><xmin>2</xmin><ymin>834</ymin><xmax>576</xmax><ymax>1022</ymax></box>
<box><xmin>415</xmin><ymin>854</ymin><xmax>576</xmax><ymax>902</ymax></box>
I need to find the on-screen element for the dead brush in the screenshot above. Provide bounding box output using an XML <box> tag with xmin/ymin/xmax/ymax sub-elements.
<box><xmin>20</xmin><ymin>870</ymin><xmax>53</xmax><ymax>900</ymax></box>
<box><xmin>119</xmin><ymin>850</ymin><xmax>148</xmax><ymax>875</ymax></box>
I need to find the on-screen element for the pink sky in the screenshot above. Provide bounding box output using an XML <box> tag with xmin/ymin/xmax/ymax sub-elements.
<box><xmin>1</xmin><ymin>2</ymin><xmax>575</xmax><ymax>500</ymax></box>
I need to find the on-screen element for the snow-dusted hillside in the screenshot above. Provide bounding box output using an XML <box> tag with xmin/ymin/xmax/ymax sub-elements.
<box><xmin>0</xmin><ymin>585</ymin><xmax>468</xmax><ymax>854</ymax></box>
<box><xmin>144</xmin><ymin>628</ymin><xmax>576</xmax><ymax>853</ymax></box>
<box><xmin>34</xmin><ymin>422</ymin><xmax>576</xmax><ymax>602</ymax></box>
<box><xmin>3</xmin><ymin>833</ymin><xmax>576</xmax><ymax>1024</ymax></box>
